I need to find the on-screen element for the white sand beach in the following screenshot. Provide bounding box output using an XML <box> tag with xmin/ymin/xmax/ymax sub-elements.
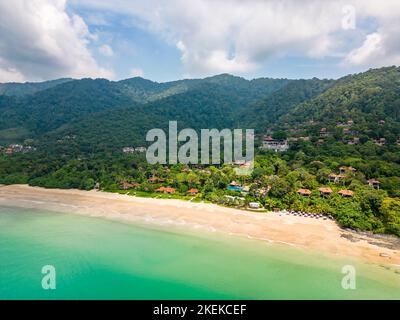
<box><xmin>0</xmin><ymin>184</ymin><xmax>399</xmax><ymax>265</ymax></box>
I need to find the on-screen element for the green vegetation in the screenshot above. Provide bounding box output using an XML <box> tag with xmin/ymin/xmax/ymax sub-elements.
<box><xmin>0</xmin><ymin>67</ymin><xmax>399</xmax><ymax>237</ymax></box>
<box><xmin>0</xmin><ymin>78</ymin><xmax>72</xmax><ymax>96</ymax></box>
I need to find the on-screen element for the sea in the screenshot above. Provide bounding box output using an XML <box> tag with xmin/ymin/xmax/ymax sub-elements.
<box><xmin>0</xmin><ymin>205</ymin><xmax>399</xmax><ymax>299</ymax></box>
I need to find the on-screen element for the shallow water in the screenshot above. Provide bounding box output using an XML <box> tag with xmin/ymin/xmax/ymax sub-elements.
<box><xmin>0</xmin><ymin>205</ymin><xmax>399</xmax><ymax>300</ymax></box>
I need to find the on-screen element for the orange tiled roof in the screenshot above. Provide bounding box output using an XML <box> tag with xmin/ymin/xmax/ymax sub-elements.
<box><xmin>156</xmin><ymin>186</ymin><xmax>176</xmax><ymax>193</ymax></box>
<box><xmin>340</xmin><ymin>166</ymin><xmax>357</xmax><ymax>172</ymax></box>
<box><xmin>338</xmin><ymin>190</ymin><xmax>354</xmax><ymax>197</ymax></box>
<box><xmin>319</xmin><ymin>187</ymin><xmax>333</xmax><ymax>193</ymax></box>
<box><xmin>297</xmin><ymin>188</ymin><xmax>312</xmax><ymax>195</ymax></box>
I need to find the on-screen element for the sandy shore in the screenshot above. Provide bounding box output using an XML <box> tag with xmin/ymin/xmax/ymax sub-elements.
<box><xmin>0</xmin><ymin>184</ymin><xmax>399</xmax><ymax>266</ymax></box>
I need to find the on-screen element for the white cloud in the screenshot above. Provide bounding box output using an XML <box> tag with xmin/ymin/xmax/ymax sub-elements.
<box><xmin>2</xmin><ymin>0</ymin><xmax>400</xmax><ymax>81</ymax></box>
<box><xmin>0</xmin><ymin>58</ymin><xmax>25</xmax><ymax>82</ymax></box>
<box><xmin>345</xmin><ymin>33</ymin><xmax>383</xmax><ymax>66</ymax></box>
<box><xmin>99</xmin><ymin>44</ymin><xmax>114</xmax><ymax>57</ymax></box>
<box><xmin>344</xmin><ymin>29</ymin><xmax>400</xmax><ymax>67</ymax></box>
<box><xmin>129</xmin><ymin>68</ymin><xmax>144</xmax><ymax>77</ymax></box>
<box><xmin>343</xmin><ymin>0</ymin><xmax>400</xmax><ymax>67</ymax></box>
<box><xmin>0</xmin><ymin>0</ymin><xmax>113</xmax><ymax>82</ymax></box>
<box><xmin>72</xmin><ymin>0</ymin><xmax>400</xmax><ymax>77</ymax></box>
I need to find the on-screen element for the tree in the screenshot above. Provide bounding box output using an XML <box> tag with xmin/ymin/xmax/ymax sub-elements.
<box><xmin>380</xmin><ymin>198</ymin><xmax>400</xmax><ymax>236</ymax></box>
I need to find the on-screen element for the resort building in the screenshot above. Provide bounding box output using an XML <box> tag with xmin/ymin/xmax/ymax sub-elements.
<box><xmin>227</xmin><ymin>182</ymin><xmax>243</xmax><ymax>192</ymax></box>
<box><xmin>148</xmin><ymin>177</ymin><xmax>165</xmax><ymax>183</ymax></box>
<box><xmin>338</xmin><ymin>190</ymin><xmax>354</xmax><ymax>198</ymax></box>
<box><xmin>239</xmin><ymin>162</ymin><xmax>253</xmax><ymax>169</ymax></box>
<box><xmin>156</xmin><ymin>187</ymin><xmax>176</xmax><ymax>194</ymax></box>
<box><xmin>123</xmin><ymin>146</ymin><xmax>147</xmax><ymax>153</ymax></box>
<box><xmin>288</xmin><ymin>136</ymin><xmax>310</xmax><ymax>142</ymax></box>
<box><xmin>233</xmin><ymin>159</ymin><xmax>246</xmax><ymax>166</ymax></box>
<box><xmin>367</xmin><ymin>179</ymin><xmax>381</xmax><ymax>189</ymax></box>
<box><xmin>2</xmin><ymin>144</ymin><xmax>35</xmax><ymax>154</ymax></box>
<box><xmin>187</xmin><ymin>188</ymin><xmax>199</xmax><ymax>195</ymax></box>
<box><xmin>9</xmin><ymin>144</ymin><xmax>23</xmax><ymax>152</ymax></box>
<box><xmin>320</xmin><ymin>128</ymin><xmax>329</xmax><ymax>138</ymax></box>
<box><xmin>135</xmin><ymin>147</ymin><xmax>147</xmax><ymax>153</ymax></box>
<box><xmin>261</xmin><ymin>136</ymin><xmax>289</xmax><ymax>152</ymax></box>
<box><xmin>328</xmin><ymin>174</ymin><xmax>346</xmax><ymax>183</ymax></box>
<box><xmin>120</xmin><ymin>181</ymin><xmax>130</xmax><ymax>190</ymax></box>
<box><xmin>348</xmin><ymin>137</ymin><xmax>360</xmax><ymax>145</ymax></box>
<box><xmin>373</xmin><ymin>138</ymin><xmax>386</xmax><ymax>146</ymax></box>
<box><xmin>229</xmin><ymin>181</ymin><xmax>241</xmax><ymax>187</ymax></box>
<box><xmin>349</xmin><ymin>130</ymin><xmax>359</xmax><ymax>136</ymax></box>
<box><xmin>339</xmin><ymin>166</ymin><xmax>357</xmax><ymax>174</ymax></box>
<box><xmin>248</xmin><ymin>202</ymin><xmax>261</xmax><ymax>209</ymax></box>
<box><xmin>122</xmin><ymin>147</ymin><xmax>135</xmax><ymax>154</ymax></box>
<box><xmin>343</xmin><ymin>128</ymin><xmax>360</xmax><ymax>136</ymax></box>
<box><xmin>224</xmin><ymin>195</ymin><xmax>245</xmax><ymax>205</ymax></box>
<box><xmin>297</xmin><ymin>188</ymin><xmax>312</xmax><ymax>197</ymax></box>
<box><xmin>224</xmin><ymin>195</ymin><xmax>236</xmax><ymax>202</ymax></box>
<box><xmin>319</xmin><ymin>187</ymin><xmax>333</xmax><ymax>198</ymax></box>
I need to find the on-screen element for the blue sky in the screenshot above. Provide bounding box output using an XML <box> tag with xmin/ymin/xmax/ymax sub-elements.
<box><xmin>0</xmin><ymin>0</ymin><xmax>399</xmax><ymax>83</ymax></box>
<box><xmin>76</xmin><ymin>9</ymin><xmax>184</xmax><ymax>82</ymax></box>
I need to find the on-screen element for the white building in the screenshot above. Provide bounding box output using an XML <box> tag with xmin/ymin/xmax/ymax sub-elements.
<box><xmin>261</xmin><ymin>136</ymin><xmax>289</xmax><ymax>152</ymax></box>
<box><xmin>135</xmin><ymin>147</ymin><xmax>147</xmax><ymax>153</ymax></box>
<box><xmin>122</xmin><ymin>147</ymin><xmax>135</xmax><ymax>154</ymax></box>
<box><xmin>249</xmin><ymin>202</ymin><xmax>261</xmax><ymax>209</ymax></box>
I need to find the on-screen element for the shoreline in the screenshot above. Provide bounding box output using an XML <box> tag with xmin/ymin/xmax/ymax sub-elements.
<box><xmin>0</xmin><ymin>184</ymin><xmax>399</xmax><ymax>266</ymax></box>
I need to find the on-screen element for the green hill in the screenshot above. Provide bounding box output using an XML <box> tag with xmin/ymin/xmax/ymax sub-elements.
<box><xmin>279</xmin><ymin>66</ymin><xmax>400</xmax><ymax>140</ymax></box>
<box><xmin>0</xmin><ymin>75</ymin><xmax>289</xmax><ymax>144</ymax></box>
<box><xmin>0</xmin><ymin>78</ymin><xmax>72</xmax><ymax>96</ymax></box>
<box><xmin>236</xmin><ymin>78</ymin><xmax>335</xmax><ymax>130</ymax></box>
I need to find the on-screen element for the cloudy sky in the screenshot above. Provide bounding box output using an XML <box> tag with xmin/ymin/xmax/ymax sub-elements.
<box><xmin>0</xmin><ymin>0</ymin><xmax>400</xmax><ymax>82</ymax></box>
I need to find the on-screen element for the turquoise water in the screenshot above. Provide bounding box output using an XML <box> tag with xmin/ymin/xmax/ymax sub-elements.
<box><xmin>227</xmin><ymin>186</ymin><xmax>243</xmax><ymax>192</ymax></box>
<box><xmin>0</xmin><ymin>205</ymin><xmax>399</xmax><ymax>300</ymax></box>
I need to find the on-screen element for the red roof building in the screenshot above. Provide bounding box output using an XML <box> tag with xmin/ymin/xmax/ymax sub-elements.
<box><xmin>319</xmin><ymin>187</ymin><xmax>333</xmax><ymax>197</ymax></box>
<box><xmin>156</xmin><ymin>187</ymin><xmax>176</xmax><ymax>194</ymax></box>
<box><xmin>338</xmin><ymin>190</ymin><xmax>354</xmax><ymax>198</ymax></box>
<box><xmin>187</xmin><ymin>188</ymin><xmax>199</xmax><ymax>195</ymax></box>
<box><xmin>297</xmin><ymin>188</ymin><xmax>312</xmax><ymax>197</ymax></box>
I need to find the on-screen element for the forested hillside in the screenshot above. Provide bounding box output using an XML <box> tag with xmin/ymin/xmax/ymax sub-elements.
<box><xmin>0</xmin><ymin>78</ymin><xmax>72</xmax><ymax>96</ymax></box>
<box><xmin>0</xmin><ymin>67</ymin><xmax>399</xmax><ymax>237</ymax></box>
<box><xmin>0</xmin><ymin>74</ymin><xmax>288</xmax><ymax>144</ymax></box>
<box><xmin>280</xmin><ymin>67</ymin><xmax>400</xmax><ymax>138</ymax></box>
<box><xmin>236</xmin><ymin>78</ymin><xmax>335</xmax><ymax>129</ymax></box>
